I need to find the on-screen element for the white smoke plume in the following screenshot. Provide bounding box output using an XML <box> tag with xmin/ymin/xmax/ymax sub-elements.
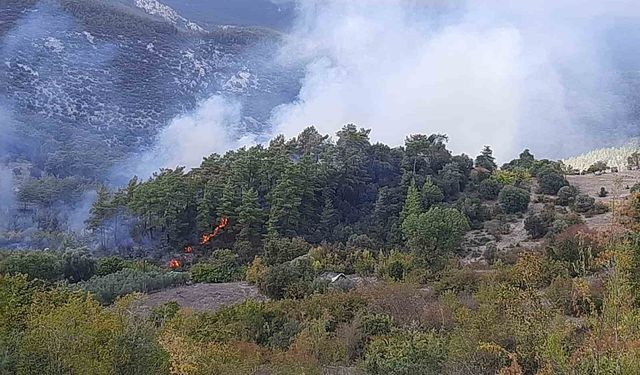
<box><xmin>116</xmin><ymin>96</ymin><xmax>255</xmax><ymax>180</ymax></box>
<box><xmin>270</xmin><ymin>0</ymin><xmax>640</xmax><ymax>161</ymax></box>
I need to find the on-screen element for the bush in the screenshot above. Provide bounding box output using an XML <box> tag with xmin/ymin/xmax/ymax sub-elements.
<box><xmin>498</xmin><ymin>186</ymin><xmax>530</xmax><ymax>214</ymax></box>
<box><xmin>598</xmin><ymin>187</ymin><xmax>608</xmax><ymax>198</ymax></box>
<box><xmin>547</xmin><ymin>225</ymin><xmax>601</xmax><ymax>277</ymax></box>
<box><xmin>402</xmin><ymin>206</ymin><xmax>470</xmax><ymax>267</ymax></box>
<box><xmin>556</xmin><ymin>186</ymin><xmax>578</xmax><ymax>206</ymax></box>
<box><xmin>76</xmin><ymin>269</ymin><xmax>188</xmax><ymax>304</ymax></box>
<box><xmin>586</xmin><ymin>161</ymin><xmax>608</xmax><ymax>174</ymax></box>
<box><xmin>434</xmin><ymin>266</ymin><xmax>482</xmax><ymax>294</ymax></box>
<box><xmin>17</xmin><ymin>295</ymin><xmax>169</xmax><ymax>374</ymax></box>
<box><xmin>524</xmin><ymin>211</ymin><xmax>555</xmax><ymax>239</ymax></box>
<box><xmin>375</xmin><ymin>251</ymin><xmax>416</xmax><ymax>281</ymax></box>
<box><xmin>478</xmin><ymin>178</ymin><xmax>503</xmax><ymax>200</ymax></box>
<box><xmin>364</xmin><ymin>330</ymin><xmax>446</xmax><ymax>375</ymax></box>
<box><xmin>631</xmin><ymin>183</ymin><xmax>640</xmax><ymax>194</ymax></box>
<box><xmin>573</xmin><ymin>194</ymin><xmax>595</xmax><ymax>213</ymax></box>
<box><xmin>62</xmin><ymin>248</ymin><xmax>96</xmax><ymax>283</ymax></box>
<box><xmin>537</xmin><ymin>169</ymin><xmax>569</xmax><ymax>195</ymax></box>
<box><xmin>258</xmin><ymin>259</ymin><xmax>316</xmax><ymax>300</ymax></box>
<box><xmin>360</xmin><ymin>314</ymin><xmax>393</xmax><ymax>337</ymax></box>
<box><xmin>96</xmin><ymin>256</ymin><xmax>129</xmax><ymax>276</ymax></box>
<box><xmin>0</xmin><ymin>252</ymin><xmax>63</xmax><ymax>282</ymax></box>
<box><xmin>354</xmin><ymin>250</ymin><xmax>377</xmax><ymax>276</ymax></box>
<box><xmin>191</xmin><ymin>249</ymin><xmax>243</xmax><ymax>283</ymax></box>
<box><xmin>508</xmin><ymin>253</ymin><xmax>568</xmax><ymax>289</ymax></box>
<box><xmin>149</xmin><ymin>301</ymin><xmax>181</xmax><ymax>327</ymax></box>
<box><xmin>245</xmin><ymin>256</ymin><xmax>268</xmax><ymax>285</ymax></box>
<box><xmin>263</xmin><ymin>237</ymin><xmax>312</xmax><ymax>266</ymax></box>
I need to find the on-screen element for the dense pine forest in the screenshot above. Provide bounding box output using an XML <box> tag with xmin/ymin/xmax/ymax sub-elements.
<box><xmin>4</xmin><ymin>126</ymin><xmax>640</xmax><ymax>374</ymax></box>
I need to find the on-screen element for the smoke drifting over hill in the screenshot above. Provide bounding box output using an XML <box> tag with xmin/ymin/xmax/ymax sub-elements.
<box><xmin>269</xmin><ymin>0</ymin><xmax>640</xmax><ymax>161</ymax></box>
<box><xmin>116</xmin><ymin>96</ymin><xmax>255</xmax><ymax>180</ymax></box>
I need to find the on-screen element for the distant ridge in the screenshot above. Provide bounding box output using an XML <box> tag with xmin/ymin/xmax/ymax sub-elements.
<box><xmin>563</xmin><ymin>139</ymin><xmax>640</xmax><ymax>171</ymax></box>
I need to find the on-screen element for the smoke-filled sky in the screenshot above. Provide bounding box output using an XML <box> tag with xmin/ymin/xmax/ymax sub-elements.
<box><xmin>135</xmin><ymin>0</ymin><xmax>640</xmax><ymax>175</ymax></box>
<box><xmin>270</xmin><ymin>0</ymin><xmax>640</xmax><ymax>161</ymax></box>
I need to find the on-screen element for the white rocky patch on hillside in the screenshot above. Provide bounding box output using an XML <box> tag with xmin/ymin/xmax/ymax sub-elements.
<box><xmin>563</xmin><ymin>139</ymin><xmax>640</xmax><ymax>171</ymax></box>
<box><xmin>134</xmin><ymin>0</ymin><xmax>206</xmax><ymax>33</ymax></box>
<box><xmin>44</xmin><ymin>37</ymin><xmax>64</xmax><ymax>53</ymax></box>
<box><xmin>223</xmin><ymin>71</ymin><xmax>258</xmax><ymax>93</ymax></box>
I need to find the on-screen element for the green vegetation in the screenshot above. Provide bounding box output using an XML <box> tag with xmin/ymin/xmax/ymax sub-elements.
<box><xmin>75</xmin><ymin>269</ymin><xmax>188</xmax><ymax>304</ymax></box>
<box><xmin>2</xmin><ymin>128</ymin><xmax>628</xmax><ymax>374</ymax></box>
<box><xmin>498</xmin><ymin>186</ymin><xmax>530</xmax><ymax>214</ymax></box>
<box><xmin>190</xmin><ymin>250</ymin><xmax>243</xmax><ymax>283</ymax></box>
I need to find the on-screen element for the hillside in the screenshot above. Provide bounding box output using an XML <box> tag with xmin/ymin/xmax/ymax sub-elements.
<box><xmin>0</xmin><ymin>0</ymin><xmax>300</xmax><ymax>179</ymax></box>
<box><xmin>563</xmin><ymin>139</ymin><xmax>640</xmax><ymax>172</ymax></box>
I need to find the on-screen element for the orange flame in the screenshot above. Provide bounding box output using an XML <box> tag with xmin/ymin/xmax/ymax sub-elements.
<box><xmin>169</xmin><ymin>259</ymin><xmax>181</xmax><ymax>269</ymax></box>
<box><xmin>199</xmin><ymin>217</ymin><xmax>229</xmax><ymax>245</ymax></box>
<box><xmin>184</xmin><ymin>246</ymin><xmax>193</xmax><ymax>254</ymax></box>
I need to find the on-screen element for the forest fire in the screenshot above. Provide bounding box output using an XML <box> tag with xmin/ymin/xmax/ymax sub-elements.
<box><xmin>184</xmin><ymin>245</ymin><xmax>193</xmax><ymax>254</ymax></box>
<box><xmin>169</xmin><ymin>259</ymin><xmax>181</xmax><ymax>269</ymax></box>
<box><xmin>199</xmin><ymin>216</ymin><xmax>229</xmax><ymax>245</ymax></box>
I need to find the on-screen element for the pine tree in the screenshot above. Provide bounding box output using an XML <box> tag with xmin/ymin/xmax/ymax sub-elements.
<box><xmin>237</xmin><ymin>187</ymin><xmax>263</xmax><ymax>244</ymax></box>
<box><xmin>267</xmin><ymin>166</ymin><xmax>302</xmax><ymax>238</ymax></box>
<box><xmin>87</xmin><ymin>185</ymin><xmax>114</xmax><ymax>248</ymax></box>
<box><xmin>475</xmin><ymin>146</ymin><xmax>497</xmax><ymax>171</ymax></box>
<box><xmin>319</xmin><ymin>191</ymin><xmax>338</xmax><ymax>240</ymax></box>
<box><xmin>422</xmin><ymin>178</ymin><xmax>444</xmax><ymax>209</ymax></box>
<box><xmin>400</xmin><ymin>180</ymin><xmax>423</xmax><ymax>225</ymax></box>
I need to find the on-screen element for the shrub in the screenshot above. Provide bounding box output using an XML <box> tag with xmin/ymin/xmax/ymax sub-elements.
<box><xmin>364</xmin><ymin>330</ymin><xmax>446</xmax><ymax>375</ymax></box>
<box><xmin>631</xmin><ymin>183</ymin><xmax>640</xmax><ymax>194</ymax></box>
<box><xmin>149</xmin><ymin>301</ymin><xmax>181</xmax><ymax>327</ymax></box>
<box><xmin>17</xmin><ymin>295</ymin><xmax>169</xmax><ymax>374</ymax></box>
<box><xmin>96</xmin><ymin>256</ymin><xmax>129</xmax><ymax>276</ymax></box>
<box><xmin>263</xmin><ymin>237</ymin><xmax>312</xmax><ymax>266</ymax></box>
<box><xmin>537</xmin><ymin>169</ymin><xmax>569</xmax><ymax>195</ymax></box>
<box><xmin>245</xmin><ymin>256</ymin><xmax>268</xmax><ymax>285</ymax></box>
<box><xmin>524</xmin><ymin>211</ymin><xmax>555</xmax><ymax>239</ymax></box>
<box><xmin>498</xmin><ymin>186</ymin><xmax>530</xmax><ymax>214</ymax></box>
<box><xmin>360</xmin><ymin>314</ymin><xmax>393</xmax><ymax>337</ymax></box>
<box><xmin>586</xmin><ymin>161</ymin><xmax>608</xmax><ymax>174</ymax></box>
<box><xmin>591</xmin><ymin>202</ymin><xmax>610</xmax><ymax>215</ymax></box>
<box><xmin>354</xmin><ymin>250</ymin><xmax>377</xmax><ymax>276</ymax></box>
<box><xmin>492</xmin><ymin>169</ymin><xmax>532</xmax><ymax>186</ymax></box>
<box><xmin>509</xmin><ymin>253</ymin><xmax>568</xmax><ymax>289</ymax></box>
<box><xmin>456</xmin><ymin>197</ymin><xmax>490</xmax><ymax>229</ymax></box>
<box><xmin>375</xmin><ymin>251</ymin><xmax>416</xmax><ymax>281</ymax></box>
<box><xmin>556</xmin><ymin>186</ymin><xmax>578</xmax><ymax>206</ymax></box>
<box><xmin>402</xmin><ymin>206</ymin><xmax>470</xmax><ymax>267</ymax></box>
<box><xmin>0</xmin><ymin>252</ymin><xmax>63</xmax><ymax>282</ymax></box>
<box><xmin>478</xmin><ymin>178</ymin><xmax>503</xmax><ymax>200</ymax></box>
<box><xmin>62</xmin><ymin>248</ymin><xmax>96</xmax><ymax>283</ymax></box>
<box><xmin>76</xmin><ymin>269</ymin><xmax>188</xmax><ymax>304</ymax></box>
<box><xmin>573</xmin><ymin>194</ymin><xmax>595</xmax><ymax>213</ymax></box>
<box><xmin>258</xmin><ymin>259</ymin><xmax>316</xmax><ymax>300</ymax></box>
<box><xmin>598</xmin><ymin>187</ymin><xmax>608</xmax><ymax>197</ymax></box>
<box><xmin>546</xmin><ymin>225</ymin><xmax>601</xmax><ymax>277</ymax></box>
<box><xmin>434</xmin><ymin>266</ymin><xmax>482</xmax><ymax>294</ymax></box>
<box><xmin>191</xmin><ymin>249</ymin><xmax>243</xmax><ymax>283</ymax></box>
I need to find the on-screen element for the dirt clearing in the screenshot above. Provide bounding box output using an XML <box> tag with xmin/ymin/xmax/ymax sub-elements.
<box><xmin>136</xmin><ymin>282</ymin><xmax>266</xmax><ymax>314</ymax></box>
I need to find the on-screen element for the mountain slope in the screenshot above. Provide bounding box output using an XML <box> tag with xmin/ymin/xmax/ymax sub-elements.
<box><xmin>0</xmin><ymin>0</ymin><xmax>300</xmax><ymax>178</ymax></box>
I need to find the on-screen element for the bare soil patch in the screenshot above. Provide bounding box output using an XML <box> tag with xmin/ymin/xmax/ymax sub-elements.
<box><xmin>136</xmin><ymin>281</ymin><xmax>266</xmax><ymax>314</ymax></box>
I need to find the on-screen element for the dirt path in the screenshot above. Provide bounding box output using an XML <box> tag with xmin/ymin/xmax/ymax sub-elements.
<box><xmin>136</xmin><ymin>282</ymin><xmax>266</xmax><ymax>314</ymax></box>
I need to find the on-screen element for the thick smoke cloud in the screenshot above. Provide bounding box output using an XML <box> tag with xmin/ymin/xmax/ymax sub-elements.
<box><xmin>116</xmin><ymin>96</ymin><xmax>255</xmax><ymax>181</ymax></box>
<box><xmin>270</xmin><ymin>0</ymin><xmax>640</xmax><ymax>160</ymax></box>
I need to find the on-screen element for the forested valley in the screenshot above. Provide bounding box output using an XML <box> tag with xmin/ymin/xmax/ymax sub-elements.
<box><xmin>3</xmin><ymin>125</ymin><xmax>640</xmax><ymax>374</ymax></box>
